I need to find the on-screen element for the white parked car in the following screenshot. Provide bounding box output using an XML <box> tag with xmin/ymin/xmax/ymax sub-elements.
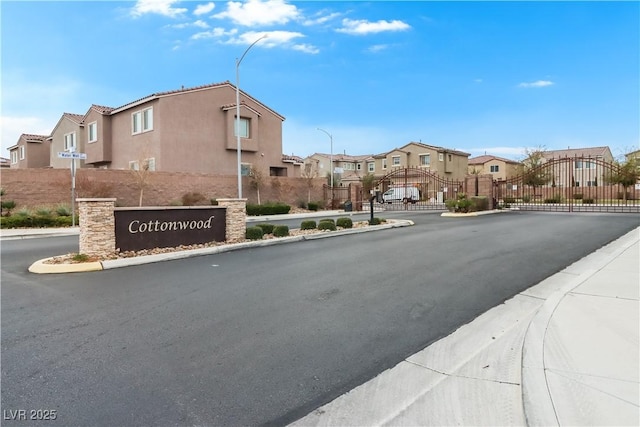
<box><xmin>381</xmin><ymin>186</ymin><xmax>420</xmax><ymax>204</ymax></box>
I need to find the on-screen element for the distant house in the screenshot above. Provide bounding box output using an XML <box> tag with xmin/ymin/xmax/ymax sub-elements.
<box><xmin>375</xmin><ymin>142</ymin><xmax>470</xmax><ymax>181</ymax></box>
<box><xmin>541</xmin><ymin>146</ymin><xmax>615</xmax><ymax>188</ymax></box>
<box><xmin>8</xmin><ymin>134</ymin><xmax>50</xmax><ymax>168</ymax></box>
<box><xmin>0</xmin><ymin>157</ymin><xmax>11</xmax><ymax>168</ymax></box>
<box><xmin>10</xmin><ymin>82</ymin><xmax>301</xmax><ymax>178</ymax></box>
<box><xmin>468</xmin><ymin>155</ymin><xmax>521</xmax><ymax>180</ymax></box>
<box><xmin>304</xmin><ymin>153</ymin><xmax>374</xmax><ymax>185</ymax></box>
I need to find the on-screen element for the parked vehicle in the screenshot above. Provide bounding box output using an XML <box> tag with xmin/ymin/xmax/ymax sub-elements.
<box><xmin>381</xmin><ymin>186</ymin><xmax>420</xmax><ymax>204</ymax></box>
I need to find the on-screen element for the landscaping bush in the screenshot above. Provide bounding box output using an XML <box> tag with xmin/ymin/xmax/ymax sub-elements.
<box><xmin>469</xmin><ymin>196</ymin><xmax>489</xmax><ymax>212</ymax></box>
<box><xmin>210</xmin><ymin>198</ymin><xmax>219</xmax><ymax>206</ymax></box>
<box><xmin>369</xmin><ymin>217</ymin><xmax>382</xmax><ymax>225</ymax></box>
<box><xmin>446</xmin><ymin>193</ymin><xmax>473</xmax><ymax>213</ymax></box>
<box><xmin>256</xmin><ymin>223</ymin><xmax>275</xmax><ymax>234</ymax></box>
<box><xmin>583</xmin><ymin>198</ymin><xmax>595</xmax><ymax>204</ymax></box>
<box><xmin>300</xmin><ymin>220</ymin><xmax>317</xmax><ymax>230</ymax></box>
<box><xmin>181</xmin><ymin>192</ymin><xmax>206</xmax><ymax>206</ymax></box>
<box><xmin>307</xmin><ymin>202</ymin><xmax>319</xmax><ymax>211</ymax></box>
<box><xmin>503</xmin><ymin>196</ymin><xmax>516</xmax><ymax>204</ymax></box>
<box><xmin>273</xmin><ymin>225</ymin><xmax>289</xmax><ymax>237</ymax></box>
<box><xmin>56</xmin><ymin>205</ymin><xmax>72</xmax><ymax>216</ymax></box>
<box><xmin>319</xmin><ymin>218</ymin><xmax>335</xmax><ymax>226</ymax></box>
<box><xmin>522</xmin><ymin>195</ymin><xmax>531</xmax><ymax>203</ymax></box>
<box><xmin>573</xmin><ymin>193</ymin><xmax>583</xmax><ymax>200</ymax></box>
<box><xmin>246</xmin><ymin>202</ymin><xmax>291</xmax><ymax>216</ymax></box>
<box><xmin>336</xmin><ymin>217</ymin><xmax>353</xmax><ymax>228</ymax></box>
<box><xmin>297</xmin><ymin>200</ymin><xmax>307</xmax><ymax>209</ymax></box>
<box><xmin>544</xmin><ymin>195</ymin><xmax>563</xmax><ymax>204</ymax></box>
<box><xmin>318</xmin><ymin>221</ymin><xmax>337</xmax><ymax>231</ymax></box>
<box><xmin>1</xmin><ymin>200</ymin><xmax>16</xmax><ymax>216</ymax></box>
<box><xmin>245</xmin><ymin>226</ymin><xmax>264</xmax><ymax>240</ymax></box>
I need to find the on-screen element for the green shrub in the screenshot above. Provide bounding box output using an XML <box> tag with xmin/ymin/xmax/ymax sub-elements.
<box><xmin>544</xmin><ymin>195</ymin><xmax>563</xmax><ymax>204</ymax></box>
<box><xmin>573</xmin><ymin>193</ymin><xmax>583</xmax><ymax>200</ymax></box>
<box><xmin>56</xmin><ymin>205</ymin><xmax>72</xmax><ymax>216</ymax></box>
<box><xmin>16</xmin><ymin>208</ymin><xmax>29</xmax><ymax>217</ymax></box>
<box><xmin>336</xmin><ymin>217</ymin><xmax>353</xmax><ymax>228</ymax></box>
<box><xmin>72</xmin><ymin>253</ymin><xmax>90</xmax><ymax>262</ymax></box>
<box><xmin>1</xmin><ymin>200</ymin><xmax>16</xmax><ymax>216</ymax></box>
<box><xmin>36</xmin><ymin>208</ymin><xmax>52</xmax><ymax>217</ymax></box>
<box><xmin>318</xmin><ymin>221</ymin><xmax>337</xmax><ymax>231</ymax></box>
<box><xmin>319</xmin><ymin>218</ymin><xmax>335</xmax><ymax>226</ymax></box>
<box><xmin>246</xmin><ymin>203</ymin><xmax>291</xmax><ymax>216</ymax></box>
<box><xmin>245</xmin><ymin>226</ymin><xmax>264</xmax><ymax>240</ymax></box>
<box><xmin>522</xmin><ymin>195</ymin><xmax>531</xmax><ymax>203</ymax></box>
<box><xmin>583</xmin><ymin>198</ymin><xmax>595</xmax><ymax>204</ymax></box>
<box><xmin>503</xmin><ymin>197</ymin><xmax>516</xmax><ymax>204</ymax></box>
<box><xmin>308</xmin><ymin>202</ymin><xmax>319</xmax><ymax>211</ymax></box>
<box><xmin>297</xmin><ymin>200</ymin><xmax>307</xmax><ymax>209</ymax></box>
<box><xmin>469</xmin><ymin>196</ymin><xmax>489</xmax><ymax>212</ymax></box>
<box><xmin>273</xmin><ymin>225</ymin><xmax>289</xmax><ymax>237</ymax></box>
<box><xmin>181</xmin><ymin>192</ymin><xmax>206</xmax><ymax>206</ymax></box>
<box><xmin>256</xmin><ymin>223</ymin><xmax>275</xmax><ymax>234</ymax></box>
<box><xmin>210</xmin><ymin>198</ymin><xmax>219</xmax><ymax>206</ymax></box>
<box><xmin>301</xmin><ymin>220</ymin><xmax>317</xmax><ymax>230</ymax></box>
<box><xmin>369</xmin><ymin>217</ymin><xmax>382</xmax><ymax>225</ymax></box>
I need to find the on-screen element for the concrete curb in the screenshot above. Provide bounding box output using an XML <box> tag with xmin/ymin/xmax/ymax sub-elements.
<box><xmin>28</xmin><ymin>220</ymin><xmax>414</xmax><ymax>274</ymax></box>
<box><xmin>441</xmin><ymin>209</ymin><xmax>512</xmax><ymax>217</ymax></box>
<box><xmin>520</xmin><ymin>227</ymin><xmax>640</xmax><ymax>426</ymax></box>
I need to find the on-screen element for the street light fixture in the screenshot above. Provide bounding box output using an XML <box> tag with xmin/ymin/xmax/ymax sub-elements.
<box><xmin>236</xmin><ymin>34</ymin><xmax>267</xmax><ymax>199</ymax></box>
<box><xmin>317</xmin><ymin>127</ymin><xmax>333</xmax><ymax>207</ymax></box>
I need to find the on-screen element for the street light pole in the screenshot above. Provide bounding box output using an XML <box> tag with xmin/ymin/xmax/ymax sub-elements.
<box><xmin>236</xmin><ymin>34</ymin><xmax>267</xmax><ymax>199</ymax></box>
<box><xmin>317</xmin><ymin>127</ymin><xmax>333</xmax><ymax>207</ymax></box>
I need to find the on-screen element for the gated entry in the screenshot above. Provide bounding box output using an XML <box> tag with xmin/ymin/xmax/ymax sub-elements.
<box><xmin>374</xmin><ymin>167</ymin><xmax>465</xmax><ymax>210</ymax></box>
<box><xmin>494</xmin><ymin>156</ymin><xmax>640</xmax><ymax>213</ymax></box>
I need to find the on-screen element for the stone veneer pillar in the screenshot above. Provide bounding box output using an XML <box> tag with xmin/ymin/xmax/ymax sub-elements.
<box><xmin>217</xmin><ymin>198</ymin><xmax>247</xmax><ymax>243</ymax></box>
<box><xmin>77</xmin><ymin>198</ymin><xmax>116</xmax><ymax>257</ymax></box>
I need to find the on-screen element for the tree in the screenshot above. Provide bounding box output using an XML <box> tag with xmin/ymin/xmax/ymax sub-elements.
<box><xmin>361</xmin><ymin>173</ymin><xmax>376</xmax><ymax>196</ymax></box>
<box><xmin>300</xmin><ymin>164</ymin><xmax>318</xmax><ymax>203</ymax></box>
<box><xmin>249</xmin><ymin>164</ymin><xmax>266</xmax><ymax>205</ymax></box>
<box><xmin>130</xmin><ymin>141</ymin><xmax>154</xmax><ymax>206</ymax></box>
<box><xmin>520</xmin><ymin>146</ymin><xmax>552</xmax><ymax>190</ymax></box>
<box><xmin>606</xmin><ymin>158</ymin><xmax>640</xmax><ymax>201</ymax></box>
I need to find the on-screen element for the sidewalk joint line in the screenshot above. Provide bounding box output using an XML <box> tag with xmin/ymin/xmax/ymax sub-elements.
<box><xmin>405</xmin><ymin>360</ymin><xmax>520</xmax><ymax>386</ymax></box>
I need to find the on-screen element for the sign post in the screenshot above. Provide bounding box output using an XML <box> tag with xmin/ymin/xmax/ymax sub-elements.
<box><xmin>57</xmin><ymin>151</ymin><xmax>87</xmax><ymax>226</ymax></box>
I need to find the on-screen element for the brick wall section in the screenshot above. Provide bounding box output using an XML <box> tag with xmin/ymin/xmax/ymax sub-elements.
<box><xmin>465</xmin><ymin>174</ymin><xmax>495</xmax><ymax>209</ymax></box>
<box><xmin>0</xmin><ymin>169</ymin><xmax>325</xmax><ymax>209</ymax></box>
<box><xmin>217</xmin><ymin>199</ymin><xmax>246</xmax><ymax>243</ymax></box>
<box><xmin>78</xmin><ymin>198</ymin><xmax>116</xmax><ymax>257</ymax></box>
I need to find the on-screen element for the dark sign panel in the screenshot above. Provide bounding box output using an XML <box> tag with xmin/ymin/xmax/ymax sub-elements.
<box><xmin>115</xmin><ymin>207</ymin><xmax>226</xmax><ymax>252</ymax></box>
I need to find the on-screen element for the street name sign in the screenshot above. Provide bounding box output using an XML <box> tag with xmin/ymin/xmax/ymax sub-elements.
<box><xmin>57</xmin><ymin>152</ymin><xmax>87</xmax><ymax>159</ymax></box>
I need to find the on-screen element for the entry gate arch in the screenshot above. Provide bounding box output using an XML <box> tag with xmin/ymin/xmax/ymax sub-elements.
<box><xmin>374</xmin><ymin>167</ymin><xmax>465</xmax><ymax>210</ymax></box>
<box><xmin>494</xmin><ymin>156</ymin><xmax>640</xmax><ymax>213</ymax></box>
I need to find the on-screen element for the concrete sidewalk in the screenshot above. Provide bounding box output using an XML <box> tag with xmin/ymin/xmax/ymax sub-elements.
<box><xmin>291</xmin><ymin>227</ymin><xmax>639</xmax><ymax>426</ymax></box>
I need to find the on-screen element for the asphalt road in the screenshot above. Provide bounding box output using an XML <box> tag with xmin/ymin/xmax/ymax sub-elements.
<box><xmin>2</xmin><ymin>211</ymin><xmax>638</xmax><ymax>426</ymax></box>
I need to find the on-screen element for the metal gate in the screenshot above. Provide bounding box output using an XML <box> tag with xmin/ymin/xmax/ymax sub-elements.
<box><xmin>494</xmin><ymin>156</ymin><xmax>640</xmax><ymax>213</ymax></box>
<box><xmin>374</xmin><ymin>167</ymin><xmax>465</xmax><ymax>210</ymax></box>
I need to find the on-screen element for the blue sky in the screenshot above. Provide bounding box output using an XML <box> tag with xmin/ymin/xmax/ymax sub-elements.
<box><xmin>1</xmin><ymin>0</ymin><xmax>638</xmax><ymax>161</ymax></box>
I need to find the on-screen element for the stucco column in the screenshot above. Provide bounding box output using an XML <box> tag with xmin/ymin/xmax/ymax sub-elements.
<box><xmin>77</xmin><ymin>198</ymin><xmax>116</xmax><ymax>258</ymax></box>
<box><xmin>217</xmin><ymin>198</ymin><xmax>247</xmax><ymax>243</ymax></box>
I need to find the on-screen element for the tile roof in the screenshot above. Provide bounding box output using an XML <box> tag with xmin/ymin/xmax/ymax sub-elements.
<box><xmin>21</xmin><ymin>133</ymin><xmax>49</xmax><ymax>142</ymax></box>
<box><xmin>282</xmin><ymin>154</ymin><xmax>304</xmax><ymax>164</ymax></box>
<box><xmin>543</xmin><ymin>146</ymin><xmax>611</xmax><ymax>158</ymax></box>
<box><xmin>468</xmin><ymin>155</ymin><xmax>520</xmax><ymax>165</ymax></box>
<box><xmin>63</xmin><ymin>113</ymin><xmax>85</xmax><ymax>124</ymax></box>
<box><xmin>90</xmin><ymin>104</ymin><xmax>115</xmax><ymax>114</ymax></box>
<box><xmin>402</xmin><ymin>141</ymin><xmax>471</xmax><ymax>157</ymax></box>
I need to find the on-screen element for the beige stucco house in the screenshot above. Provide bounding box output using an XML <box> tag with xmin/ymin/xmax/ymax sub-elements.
<box><xmin>374</xmin><ymin>142</ymin><xmax>470</xmax><ymax>180</ymax></box>
<box><xmin>8</xmin><ymin>134</ymin><xmax>50</xmax><ymax>168</ymax></box>
<box><xmin>468</xmin><ymin>155</ymin><xmax>520</xmax><ymax>180</ymax></box>
<box><xmin>304</xmin><ymin>153</ymin><xmax>374</xmax><ymax>185</ymax></box>
<box><xmin>48</xmin><ymin>113</ymin><xmax>86</xmax><ymax>169</ymax></box>
<box><xmin>541</xmin><ymin>146</ymin><xmax>614</xmax><ymax>188</ymax></box>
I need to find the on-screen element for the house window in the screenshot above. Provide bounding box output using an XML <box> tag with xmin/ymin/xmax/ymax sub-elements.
<box><xmin>392</xmin><ymin>156</ymin><xmax>401</xmax><ymax>166</ymax></box>
<box><xmin>490</xmin><ymin>165</ymin><xmax>500</xmax><ymax>172</ymax></box>
<box><xmin>129</xmin><ymin>160</ymin><xmax>140</xmax><ymax>171</ymax></box>
<box><xmin>382</xmin><ymin>159</ymin><xmax>387</xmax><ymax>169</ymax></box>
<box><xmin>587</xmin><ymin>180</ymin><xmax>597</xmax><ymax>187</ymax></box>
<box><xmin>439</xmin><ymin>153</ymin><xmax>444</xmax><ymax>161</ymax></box>
<box><xmin>19</xmin><ymin>146</ymin><xmax>25</xmax><ymax>160</ymax></box>
<box><xmin>235</xmin><ymin>117</ymin><xmax>250</xmax><ymax>138</ymax></box>
<box><xmin>419</xmin><ymin>154</ymin><xmax>430</xmax><ymax>166</ymax></box>
<box><xmin>132</xmin><ymin>107</ymin><xmax>153</xmax><ymax>135</ymax></box>
<box><xmin>88</xmin><ymin>122</ymin><xmax>97</xmax><ymax>143</ymax></box>
<box><xmin>11</xmin><ymin>150</ymin><xmax>18</xmax><ymax>164</ymax></box>
<box><xmin>448</xmin><ymin>154</ymin><xmax>452</xmax><ymax>162</ymax></box>
<box><xmin>367</xmin><ymin>162</ymin><xmax>374</xmax><ymax>172</ymax></box>
<box><xmin>64</xmin><ymin>132</ymin><xmax>77</xmax><ymax>151</ymax></box>
<box><xmin>144</xmin><ymin>157</ymin><xmax>156</xmax><ymax>171</ymax></box>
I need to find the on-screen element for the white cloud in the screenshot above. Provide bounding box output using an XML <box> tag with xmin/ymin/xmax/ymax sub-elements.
<box><xmin>214</xmin><ymin>0</ymin><xmax>299</xmax><ymax>27</ymax></box>
<box><xmin>367</xmin><ymin>44</ymin><xmax>390</xmax><ymax>53</ymax></box>
<box><xmin>292</xmin><ymin>43</ymin><xmax>320</xmax><ymax>54</ymax></box>
<box><xmin>169</xmin><ymin>19</ymin><xmax>210</xmax><ymax>29</ymax></box>
<box><xmin>336</xmin><ymin>18</ymin><xmax>411</xmax><ymax>35</ymax></box>
<box><xmin>191</xmin><ymin>27</ymin><xmax>237</xmax><ymax>40</ymax></box>
<box><xmin>193</xmin><ymin>2</ymin><xmax>215</xmax><ymax>16</ymax></box>
<box><xmin>518</xmin><ymin>80</ymin><xmax>554</xmax><ymax>88</ymax></box>
<box><xmin>130</xmin><ymin>0</ymin><xmax>187</xmax><ymax>18</ymax></box>
<box><xmin>303</xmin><ymin>11</ymin><xmax>341</xmax><ymax>26</ymax></box>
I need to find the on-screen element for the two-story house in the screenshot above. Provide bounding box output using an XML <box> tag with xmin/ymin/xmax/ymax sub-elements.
<box><xmin>10</xmin><ymin>82</ymin><xmax>299</xmax><ymax>178</ymax></box>
<box><xmin>8</xmin><ymin>134</ymin><xmax>50</xmax><ymax>168</ymax></box>
<box><xmin>304</xmin><ymin>153</ymin><xmax>374</xmax><ymax>185</ymax></box>
<box><xmin>468</xmin><ymin>155</ymin><xmax>521</xmax><ymax>180</ymax></box>
<box><xmin>542</xmin><ymin>146</ymin><xmax>614</xmax><ymax>188</ymax></box>
<box><xmin>371</xmin><ymin>142</ymin><xmax>470</xmax><ymax>180</ymax></box>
